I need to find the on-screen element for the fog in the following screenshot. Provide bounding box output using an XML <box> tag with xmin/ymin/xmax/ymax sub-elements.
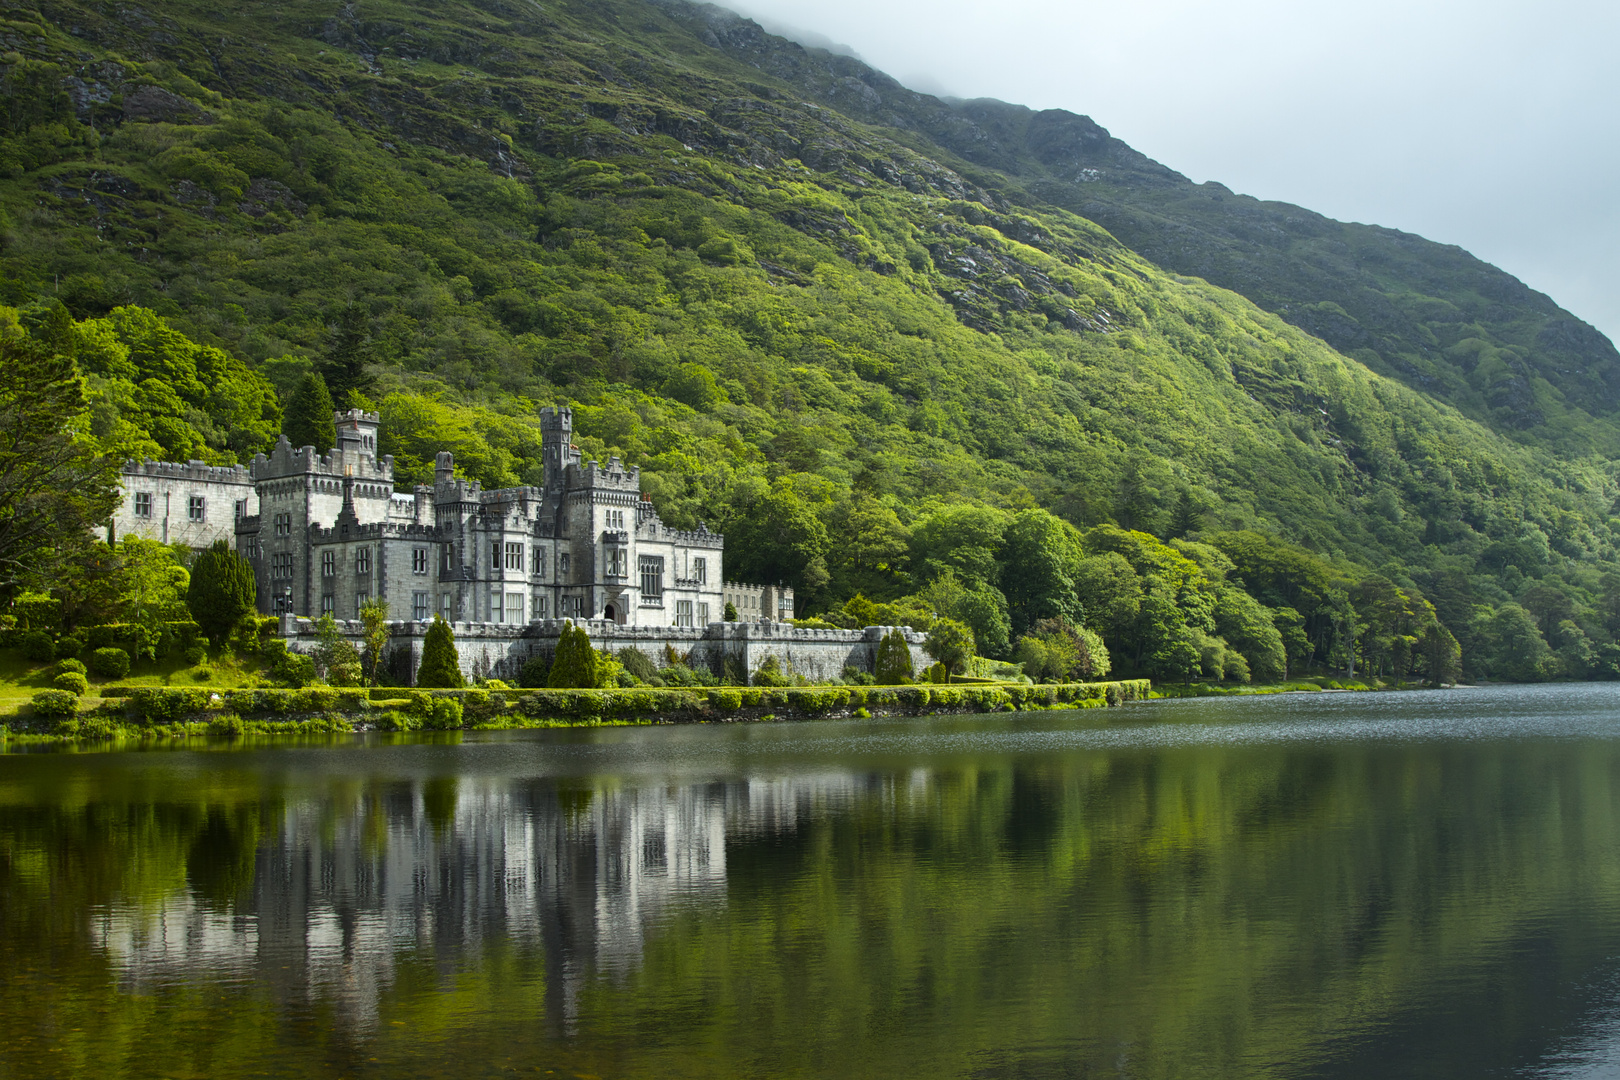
<box><xmin>725</xmin><ymin>0</ymin><xmax>1620</xmax><ymax>348</ymax></box>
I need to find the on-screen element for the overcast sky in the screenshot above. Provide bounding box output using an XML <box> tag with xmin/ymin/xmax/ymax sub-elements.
<box><xmin>724</xmin><ymin>0</ymin><xmax>1620</xmax><ymax>347</ymax></box>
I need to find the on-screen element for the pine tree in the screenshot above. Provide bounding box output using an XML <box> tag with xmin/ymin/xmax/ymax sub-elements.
<box><xmin>874</xmin><ymin>627</ymin><xmax>915</xmax><ymax>684</ymax></box>
<box><xmin>283</xmin><ymin>371</ymin><xmax>336</xmax><ymax>452</ymax></box>
<box><xmin>416</xmin><ymin>616</ymin><xmax>464</xmax><ymax>688</ymax></box>
<box><xmin>548</xmin><ymin>622</ymin><xmax>600</xmax><ymax>688</ymax></box>
<box><xmin>186</xmin><ymin>539</ymin><xmax>257</xmax><ymax>643</ymax></box>
<box><xmin>320</xmin><ymin>306</ymin><xmax>374</xmax><ymax>407</ymax></box>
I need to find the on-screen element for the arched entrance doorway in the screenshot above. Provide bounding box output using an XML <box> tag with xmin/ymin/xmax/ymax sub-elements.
<box><xmin>603</xmin><ymin>603</ymin><xmax>618</xmax><ymax>623</ymax></box>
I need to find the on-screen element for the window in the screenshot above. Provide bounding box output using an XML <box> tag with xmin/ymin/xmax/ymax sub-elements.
<box><xmin>698</xmin><ymin>602</ymin><xmax>710</xmax><ymax>624</ymax></box>
<box><xmin>779</xmin><ymin>595</ymin><xmax>790</xmax><ymax>620</ymax></box>
<box><xmin>321</xmin><ymin>594</ymin><xmax>335</xmax><ymax>615</ymax></box>
<box><xmin>235</xmin><ymin>499</ymin><xmax>248</xmax><ymax>521</ymax></box>
<box><xmin>559</xmin><ymin>553</ymin><xmax>570</xmax><ymax>580</ymax></box>
<box><xmin>412</xmin><ymin>592</ymin><xmax>429</xmax><ymax>620</ymax></box>
<box><xmin>506</xmin><ymin>592</ymin><xmax>524</xmax><ymax>624</ymax></box>
<box><xmin>188</xmin><ymin>495</ymin><xmax>206</xmax><ymax>522</ymax></box>
<box><xmin>355</xmin><ymin>590</ymin><xmax>370</xmax><ymax>617</ymax></box>
<box><xmin>640</xmin><ymin>556</ymin><xmax>664</xmax><ymax>598</ymax></box>
<box><xmin>561</xmin><ymin>595</ymin><xmax>584</xmax><ymax>619</ymax></box>
<box><xmin>607</xmin><ymin>548</ymin><xmax>625</xmax><ymax>577</ymax></box>
<box><xmin>356</xmin><ymin>547</ymin><xmax>371</xmax><ymax>575</ymax></box>
<box><xmin>491</xmin><ymin>591</ymin><xmax>504</xmax><ymax>623</ymax></box>
<box><xmin>675</xmin><ymin>599</ymin><xmax>693</xmax><ymax>628</ymax></box>
<box><xmin>606</xmin><ymin>509</ymin><xmax>625</xmax><ymax>529</ymax></box>
<box><xmin>505</xmin><ymin>542</ymin><xmax>523</xmax><ymax>571</ymax></box>
<box><xmin>440</xmin><ymin>594</ymin><xmax>453</xmax><ymax>620</ymax></box>
<box><xmin>534</xmin><ymin>595</ymin><xmax>547</xmax><ymax>620</ymax></box>
<box><xmin>491</xmin><ymin>542</ymin><xmax>502</xmax><ymax>572</ymax></box>
<box><xmin>275</xmin><ymin>513</ymin><xmax>292</xmax><ymax>537</ymax></box>
<box><xmin>533</xmin><ymin>547</ymin><xmax>544</xmax><ymax>580</ymax></box>
<box><xmin>693</xmin><ymin>557</ymin><xmax>707</xmax><ymax>584</ymax></box>
<box><xmin>321</xmin><ymin>550</ymin><xmax>335</xmax><ymax>577</ymax></box>
<box><xmin>270</xmin><ymin>553</ymin><xmax>293</xmax><ymax>580</ymax></box>
<box><xmin>133</xmin><ymin>491</ymin><xmax>152</xmax><ymax>518</ymax></box>
<box><xmin>412</xmin><ymin>547</ymin><xmax>428</xmax><ymax>574</ymax></box>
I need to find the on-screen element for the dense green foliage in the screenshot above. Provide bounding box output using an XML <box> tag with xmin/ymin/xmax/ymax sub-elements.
<box><xmin>185</xmin><ymin>540</ymin><xmax>256</xmax><ymax>643</ymax></box>
<box><xmin>415</xmin><ymin>616</ymin><xmax>463</xmax><ymax>688</ymax></box>
<box><xmin>4</xmin><ymin>0</ymin><xmax>1620</xmax><ymax>681</ymax></box>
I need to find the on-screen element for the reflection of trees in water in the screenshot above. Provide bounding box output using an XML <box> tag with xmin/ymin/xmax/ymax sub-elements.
<box><xmin>6</xmin><ymin>737</ymin><xmax>1620</xmax><ymax>1076</ymax></box>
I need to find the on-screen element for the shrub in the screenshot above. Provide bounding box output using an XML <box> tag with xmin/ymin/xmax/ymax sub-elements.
<box><xmin>191</xmin><ymin>664</ymin><xmax>214</xmax><ymax>682</ymax></box>
<box><xmin>418</xmin><ymin>696</ymin><xmax>464</xmax><ymax>731</ymax></box>
<box><xmin>416</xmin><ymin>616</ymin><xmax>464</xmax><ymax>688</ymax></box>
<box><xmin>31</xmin><ymin>689</ymin><xmax>78</xmax><ymax>719</ymax></box>
<box><xmin>127</xmin><ymin>687</ymin><xmax>209</xmax><ymax>725</ymax></box>
<box><xmin>270</xmin><ymin>651</ymin><xmax>316</xmax><ymax>688</ymax></box>
<box><xmin>90</xmin><ymin>647</ymin><xmax>130</xmax><ymax>679</ymax></box>
<box><xmin>927</xmin><ymin>661</ymin><xmax>948</xmax><ymax>684</ymax></box>
<box><xmin>618</xmin><ymin>647</ymin><xmax>660</xmax><ymax>684</ymax></box>
<box><xmin>183</xmin><ymin>645</ymin><xmax>208</xmax><ymax>666</ymax></box>
<box><xmin>709</xmin><ymin>688</ymin><xmax>743</xmax><ymax>711</ymax></box>
<box><xmin>53</xmin><ymin>671</ymin><xmax>89</xmax><ymax>696</ymax></box>
<box><xmin>55</xmin><ymin>635</ymin><xmax>83</xmax><ymax>659</ymax></box>
<box><xmin>752</xmin><ymin>655</ymin><xmax>792</xmax><ymax>687</ymax></box>
<box><xmin>55</xmin><ymin>658</ymin><xmax>88</xmax><ymax>677</ymax></box>
<box><xmin>483</xmin><ymin>679</ymin><xmax>510</xmax><ymax>691</ymax></box>
<box><xmin>519</xmin><ymin>653</ymin><xmax>552</xmax><ymax>688</ymax></box>
<box><xmin>19</xmin><ymin>630</ymin><xmax>54</xmax><ymax>663</ymax></box>
<box><xmin>874</xmin><ymin>629</ymin><xmax>914</xmax><ymax>684</ymax></box>
<box><xmin>207</xmin><ymin>713</ymin><xmax>245</xmax><ymax>737</ymax></box>
<box><xmin>841</xmin><ymin>665</ymin><xmax>874</xmax><ymax>685</ymax></box>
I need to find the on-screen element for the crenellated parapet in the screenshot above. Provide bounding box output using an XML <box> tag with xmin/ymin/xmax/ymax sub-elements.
<box><xmin>122</xmin><ymin>459</ymin><xmax>253</xmax><ymax>485</ymax></box>
<box><xmin>308</xmin><ymin>518</ymin><xmax>443</xmax><ymax>544</ymax></box>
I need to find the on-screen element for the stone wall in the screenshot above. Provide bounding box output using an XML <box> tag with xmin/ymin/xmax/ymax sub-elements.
<box><xmin>115</xmin><ymin>460</ymin><xmax>256</xmax><ymax>549</ymax></box>
<box><xmin>279</xmin><ymin>616</ymin><xmax>929</xmax><ymax>686</ymax></box>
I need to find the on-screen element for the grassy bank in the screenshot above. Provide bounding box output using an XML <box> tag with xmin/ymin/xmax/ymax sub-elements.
<box><xmin>0</xmin><ymin>680</ymin><xmax>1153</xmax><ymax>746</ymax></box>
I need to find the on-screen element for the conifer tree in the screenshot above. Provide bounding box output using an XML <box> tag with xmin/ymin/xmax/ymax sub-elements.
<box><xmin>283</xmin><ymin>371</ymin><xmax>337</xmax><ymax>452</ymax></box>
<box><xmin>548</xmin><ymin>622</ymin><xmax>600</xmax><ymax>688</ymax></box>
<box><xmin>321</xmin><ymin>306</ymin><xmax>375</xmax><ymax>407</ymax></box>
<box><xmin>416</xmin><ymin>616</ymin><xmax>464</xmax><ymax>688</ymax></box>
<box><xmin>874</xmin><ymin>627</ymin><xmax>915</xmax><ymax>684</ymax></box>
<box><xmin>186</xmin><ymin>539</ymin><xmax>257</xmax><ymax>644</ymax></box>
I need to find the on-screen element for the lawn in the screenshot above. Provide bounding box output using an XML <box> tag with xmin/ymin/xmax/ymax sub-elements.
<box><xmin>0</xmin><ymin>648</ymin><xmax>270</xmax><ymax>720</ymax></box>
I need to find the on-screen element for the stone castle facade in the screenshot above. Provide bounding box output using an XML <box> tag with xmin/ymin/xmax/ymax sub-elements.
<box><xmin>118</xmin><ymin>407</ymin><xmax>795</xmax><ymax>628</ymax></box>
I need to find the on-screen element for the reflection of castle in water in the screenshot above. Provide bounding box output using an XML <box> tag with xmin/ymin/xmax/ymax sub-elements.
<box><xmin>88</xmin><ymin>774</ymin><xmax>870</xmax><ymax>1032</ymax></box>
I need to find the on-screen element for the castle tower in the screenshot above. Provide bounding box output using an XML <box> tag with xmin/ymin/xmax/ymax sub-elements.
<box><xmin>540</xmin><ymin>406</ymin><xmax>581</xmax><ymax>489</ymax></box>
<box><xmin>335</xmin><ymin>409</ymin><xmax>381</xmax><ymax>458</ymax></box>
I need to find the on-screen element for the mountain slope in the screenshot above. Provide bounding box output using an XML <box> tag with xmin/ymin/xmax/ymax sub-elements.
<box><xmin>3</xmin><ymin>0</ymin><xmax>1619</xmax><ymax>679</ymax></box>
<box><xmin>662</xmin><ymin>1</ymin><xmax>1620</xmax><ymax>456</ymax></box>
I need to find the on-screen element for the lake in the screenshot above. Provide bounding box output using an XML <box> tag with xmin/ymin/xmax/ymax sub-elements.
<box><xmin>6</xmin><ymin>684</ymin><xmax>1620</xmax><ymax>1078</ymax></box>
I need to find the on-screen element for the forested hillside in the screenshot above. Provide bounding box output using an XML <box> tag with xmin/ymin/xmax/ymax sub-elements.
<box><xmin>2</xmin><ymin>0</ymin><xmax>1618</xmax><ymax>683</ymax></box>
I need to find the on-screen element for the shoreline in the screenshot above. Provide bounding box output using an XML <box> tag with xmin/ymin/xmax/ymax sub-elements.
<box><xmin>1</xmin><ymin>679</ymin><xmax>1152</xmax><ymax>748</ymax></box>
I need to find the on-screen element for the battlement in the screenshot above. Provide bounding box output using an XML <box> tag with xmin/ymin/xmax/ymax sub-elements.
<box><xmin>308</xmin><ymin>520</ymin><xmax>442</xmax><ymax>544</ymax></box>
<box><xmin>251</xmin><ymin>435</ymin><xmax>394</xmax><ymax>486</ymax></box>
<box><xmin>122</xmin><ymin>459</ymin><xmax>254</xmax><ymax>485</ymax></box>
<box><xmin>559</xmin><ymin>456</ymin><xmax>641</xmax><ymax>494</ymax></box>
<box><xmin>660</xmin><ymin>522</ymin><xmax>724</xmax><ymax>549</ymax></box>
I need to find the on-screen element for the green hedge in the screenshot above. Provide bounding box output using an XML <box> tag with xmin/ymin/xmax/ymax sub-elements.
<box><xmin>29</xmin><ymin>678</ymin><xmax>1152</xmax><ymax>738</ymax></box>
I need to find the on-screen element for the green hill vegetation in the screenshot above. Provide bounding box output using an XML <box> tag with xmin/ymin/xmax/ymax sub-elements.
<box><xmin>2</xmin><ymin>0</ymin><xmax>1619</xmax><ymax>684</ymax></box>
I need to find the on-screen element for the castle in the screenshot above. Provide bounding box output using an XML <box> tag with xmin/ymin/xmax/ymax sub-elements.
<box><xmin>116</xmin><ymin>407</ymin><xmax>795</xmax><ymax>627</ymax></box>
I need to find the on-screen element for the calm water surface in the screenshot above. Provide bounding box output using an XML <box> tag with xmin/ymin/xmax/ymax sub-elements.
<box><xmin>6</xmin><ymin>685</ymin><xmax>1620</xmax><ymax>1077</ymax></box>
